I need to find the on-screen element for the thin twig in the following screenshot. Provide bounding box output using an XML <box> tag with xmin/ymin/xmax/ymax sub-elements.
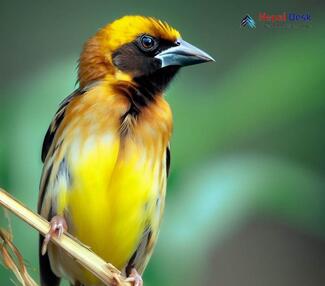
<box><xmin>0</xmin><ymin>188</ymin><xmax>131</xmax><ymax>286</ymax></box>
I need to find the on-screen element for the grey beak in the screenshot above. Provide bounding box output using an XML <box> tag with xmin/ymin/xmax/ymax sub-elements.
<box><xmin>155</xmin><ymin>39</ymin><xmax>215</xmax><ymax>68</ymax></box>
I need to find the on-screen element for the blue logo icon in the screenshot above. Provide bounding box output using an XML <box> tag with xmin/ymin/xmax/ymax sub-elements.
<box><xmin>241</xmin><ymin>15</ymin><xmax>256</xmax><ymax>28</ymax></box>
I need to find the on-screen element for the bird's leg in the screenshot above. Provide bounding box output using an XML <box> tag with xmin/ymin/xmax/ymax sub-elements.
<box><xmin>125</xmin><ymin>268</ymin><xmax>143</xmax><ymax>286</ymax></box>
<box><xmin>41</xmin><ymin>215</ymin><xmax>68</xmax><ymax>255</ymax></box>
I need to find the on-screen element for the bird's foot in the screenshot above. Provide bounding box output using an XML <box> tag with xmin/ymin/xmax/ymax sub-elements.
<box><xmin>42</xmin><ymin>215</ymin><xmax>67</xmax><ymax>255</ymax></box>
<box><xmin>125</xmin><ymin>268</ymin><xmax>143</xmax><ymax>286</ymax></box>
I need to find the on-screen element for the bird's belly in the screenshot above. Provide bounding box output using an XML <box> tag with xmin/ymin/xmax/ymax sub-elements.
<box><xmin>52</xmin><ymin>136</ymin><xmax>164</xmax><ymax>284</ymax></box>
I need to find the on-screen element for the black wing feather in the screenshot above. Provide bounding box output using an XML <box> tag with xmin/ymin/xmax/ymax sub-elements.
<box><xmin>166</xmin><ymin>145</ymin><xmax>171</xmax><ymax>177</ymax></box>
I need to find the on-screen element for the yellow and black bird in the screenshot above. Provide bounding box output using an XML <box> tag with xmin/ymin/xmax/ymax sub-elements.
<box><xmin>38</xmin><ymin>15</ymin><xmax>214</xmax><ymax>286</ymax></box>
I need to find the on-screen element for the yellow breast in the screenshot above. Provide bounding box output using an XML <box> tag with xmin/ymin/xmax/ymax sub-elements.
<box><xmin>68</xmin><ymin>136</ymin><xmax>163</xmax><ymax>269</ymax></box>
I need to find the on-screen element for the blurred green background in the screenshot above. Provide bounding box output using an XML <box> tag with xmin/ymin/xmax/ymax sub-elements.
<box><xmin>1</xmin><ymin>0</ymin><xmax>325</xmax><ymax>285</ymax></box>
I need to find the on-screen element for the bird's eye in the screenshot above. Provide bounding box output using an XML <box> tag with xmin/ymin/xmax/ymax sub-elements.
<box><xmin>141</xmin><ymin>35</ymin><xmax>155</xmax><ymax>49</ymax></box>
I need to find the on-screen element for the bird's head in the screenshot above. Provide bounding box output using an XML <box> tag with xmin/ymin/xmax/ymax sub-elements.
<box><xmin>78</xmin><ymin>15</ymin><xmax>214</xmax><ymax>92</ymax></box>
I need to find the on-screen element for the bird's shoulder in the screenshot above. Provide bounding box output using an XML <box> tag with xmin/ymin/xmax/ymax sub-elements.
<box><xmin>41</xmin><ymin>81</ymin><xmax>119</xmax><ymax>163</ymax></box>
<box><xmin>42</xmin><ymin>89</ymin><xmax>79</xmax><ymax>163</ymax></box>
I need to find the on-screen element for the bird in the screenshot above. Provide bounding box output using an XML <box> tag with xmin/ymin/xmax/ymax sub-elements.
<box><xmin>38</xmin><ymin>15</ymin><xmax>214</xmax><ymax>286</ymax></box>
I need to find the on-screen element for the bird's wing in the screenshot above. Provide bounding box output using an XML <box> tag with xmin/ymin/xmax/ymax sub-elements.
<box><xmin>38</xmin><ymin>88</ymin><xmax>84</xmax><ymax>286</ymax></box>
<box><xmin>41</xmin><ymin>90</ymin><xmax>79</xmax><ymax>163</ymax></box>
<box><xmin>38</xmin><ymin>88</ymin><xmax>82</xmax><ymax>214</ymax></box>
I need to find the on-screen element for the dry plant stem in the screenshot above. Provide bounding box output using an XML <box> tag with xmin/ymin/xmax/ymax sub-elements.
<box><xmin>0</xmin><ymin>229</ymin><xmax>38</xmax><ymax>286</ymax></box>
<box><xmin>0</xmin><ymin>188</ymin><xmax>131</xmax><ymax>286</ymax></box>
